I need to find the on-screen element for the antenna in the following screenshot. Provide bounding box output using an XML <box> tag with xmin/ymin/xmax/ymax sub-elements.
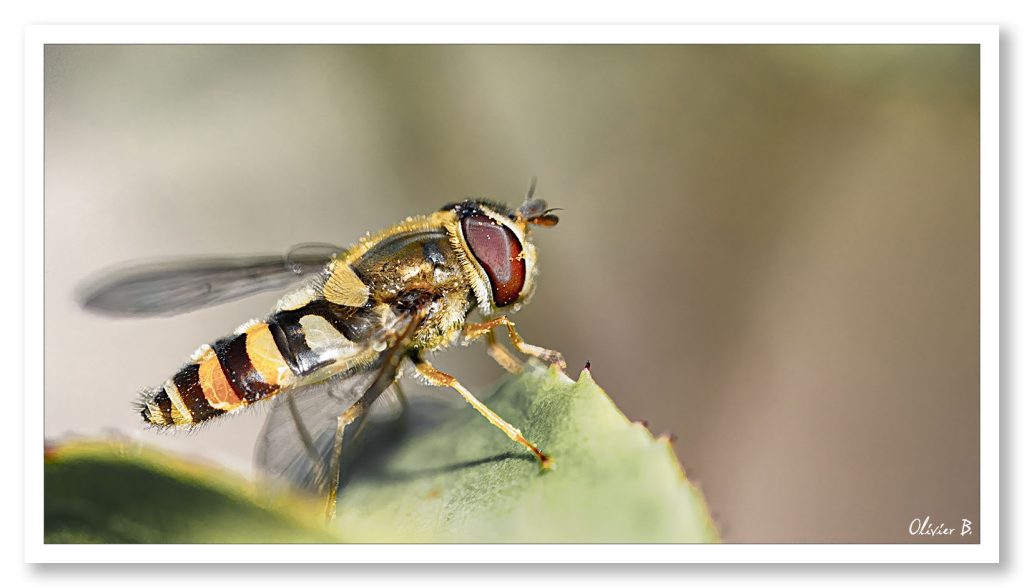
<box><xmin>526</xmin><ymin>176</ymin><xmax>538</xmax><ymax>201</ymax></box>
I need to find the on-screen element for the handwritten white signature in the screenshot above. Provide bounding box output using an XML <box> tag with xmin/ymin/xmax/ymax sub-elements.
<box><xmin>908</xmin><ymin>516</ymin><xmax>973</xmax><ymax>537</ymax></box>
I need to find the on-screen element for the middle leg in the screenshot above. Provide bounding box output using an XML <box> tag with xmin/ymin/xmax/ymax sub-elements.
<box><xmin>324</xmin><ymin>403</ymin><xmax>364</xmax><ymax>521</ymax></box>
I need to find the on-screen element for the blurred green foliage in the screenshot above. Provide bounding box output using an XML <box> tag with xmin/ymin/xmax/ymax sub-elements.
<box><xmin>44</xmin><ymin>443</ymin><xmax>337</xmax><ymax>543</ymax></box>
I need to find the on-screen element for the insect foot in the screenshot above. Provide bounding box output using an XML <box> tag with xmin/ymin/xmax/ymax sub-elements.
<box><xmin>538</xmin><ymin>451</ymin><xmax>557</xmax><ymax>472</ymax></box>
<box><xmin>540</xmin><ymin>348</ymin><xmax>567</xmax><ymax>370</ymax></box>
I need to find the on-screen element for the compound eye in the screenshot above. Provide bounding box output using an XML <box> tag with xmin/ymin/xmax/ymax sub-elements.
<box><xmin>462</xmin><ymin>215</ymin><xmax>525</xmax><ymax>307</ymax></box>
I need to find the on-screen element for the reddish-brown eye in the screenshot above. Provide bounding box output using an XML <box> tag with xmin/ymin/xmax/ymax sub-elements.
<box><xmin>462</xmin><ymin>215</ymin><xmax>525</xmax><ymax>307</ymax></box>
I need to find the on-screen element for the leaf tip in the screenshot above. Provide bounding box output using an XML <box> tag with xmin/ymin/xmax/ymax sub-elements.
<box><xmin>577</xmin><ymin>365</ymin><xmax>596</xmax><ymax>386</ymax></box>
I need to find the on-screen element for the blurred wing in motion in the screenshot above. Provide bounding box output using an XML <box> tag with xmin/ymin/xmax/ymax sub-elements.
<box><xmin>77</xmin><ymin>243</ymin><xmax>343</xmax><ymax>317</ymax></box>
<box><xmin>253</xmin><ymin>366</ymin><xmax>404</xmax><ymax>494</ymax></box>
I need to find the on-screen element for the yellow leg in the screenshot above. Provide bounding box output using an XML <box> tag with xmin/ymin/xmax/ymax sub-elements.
<box><xmin>324</xmin><ymin>403</ymin><xmax>363</xmax><ymax>522</ymax></box>
<box><xmin>413</xmin><ymin>355</ymin><xmax>554</xmax><ymax>470</ymax></box>
<box><xmin>484</xmin><ymin>331</ymin><xmax>524</xmax><ymax>374</ymax></box>
<box><xmin>465</xmin><ymin>316</ymin><xmax>566</xmax><ymax>369</ymax></box>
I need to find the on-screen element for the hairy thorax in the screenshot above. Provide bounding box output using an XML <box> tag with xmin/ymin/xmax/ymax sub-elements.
<box><xmin>352</xmin><ymin>229</ymin><xmax>475</xmax><ymax>351</ymax></box>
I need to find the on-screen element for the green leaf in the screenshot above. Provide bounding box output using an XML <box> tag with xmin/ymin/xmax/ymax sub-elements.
<box><xmin>333</xmin><ymin>365</ymin><xmax>719</xmax><ymax>543</ymax></box>
<box><xmin>44</xmin><ymin>366</ymin><xmax>719</xmax><ymax>543</ymax></box>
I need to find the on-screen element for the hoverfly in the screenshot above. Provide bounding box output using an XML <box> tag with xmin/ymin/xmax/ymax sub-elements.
<box><xmin>78</xmin><ymin>181</ymin><xmax>564</xmax><ymax>518</ymax></box>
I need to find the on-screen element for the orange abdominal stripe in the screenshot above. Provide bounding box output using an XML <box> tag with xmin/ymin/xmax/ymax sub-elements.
<box><xmin>142</xmin><ymin>300</ymin><xmax>378</xmax><ymax>427</ymax></box>
<box><xmin>172</xmin><ymin>363</ymin><xmax>223</xmax><ymax>423</ymax></box>
<box><xmin>142</xmin><ymin>323</ymin><xmax>291</xmax><ymax>427</ymax></box>
<box><xmin>198</xmin><ymin>348</ymin><xmax>243</xmax><ymax>410</ymax></box>
<box><xmin>212</xmin><ymin>332</ymin><xmax>279</xmax><ymax>405</ymax></box>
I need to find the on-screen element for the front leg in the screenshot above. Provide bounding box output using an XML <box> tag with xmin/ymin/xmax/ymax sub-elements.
<box><xmin>481</xmin><ymin>330</ymin><xmax>524</xmax><ymax>374</ymax></box>
<box><xmin>464</xmin><ymin>316</ymin><xmax>566</xmax><ymax>369</ymax></box>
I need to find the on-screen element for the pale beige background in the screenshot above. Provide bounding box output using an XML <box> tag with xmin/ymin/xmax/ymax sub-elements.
<box><xmin>44</xmin><ymin>45</ymin><xmax>980</xmax><ymax>543</ymax></box>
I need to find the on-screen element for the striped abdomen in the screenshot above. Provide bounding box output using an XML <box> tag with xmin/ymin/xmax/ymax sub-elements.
<box><xmin>140</xmin><ymin>300</ymin><xmax>381</xmax><ymax>427</ymax></box>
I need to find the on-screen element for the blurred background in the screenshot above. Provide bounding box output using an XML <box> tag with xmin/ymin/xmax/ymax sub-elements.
<box><xmin>43</xmin><ymin>44</ymin><xmax>979</xmax><ymax>543</ymax></box>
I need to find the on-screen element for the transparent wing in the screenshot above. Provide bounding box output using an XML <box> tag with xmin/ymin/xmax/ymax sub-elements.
<box><xmin>77</xmin><ymin>243</ymin><xmax>343</xmax><ymax>317</ymax></box>
<box><xmin>253</xmin><ymin>365</ymin><xmax>400</xmax><ymax>494</ymax></box>
<box><xmin>367</xmin><ymin>386</ymin><xmax>404</xmax><ymax>422</ymax></box>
